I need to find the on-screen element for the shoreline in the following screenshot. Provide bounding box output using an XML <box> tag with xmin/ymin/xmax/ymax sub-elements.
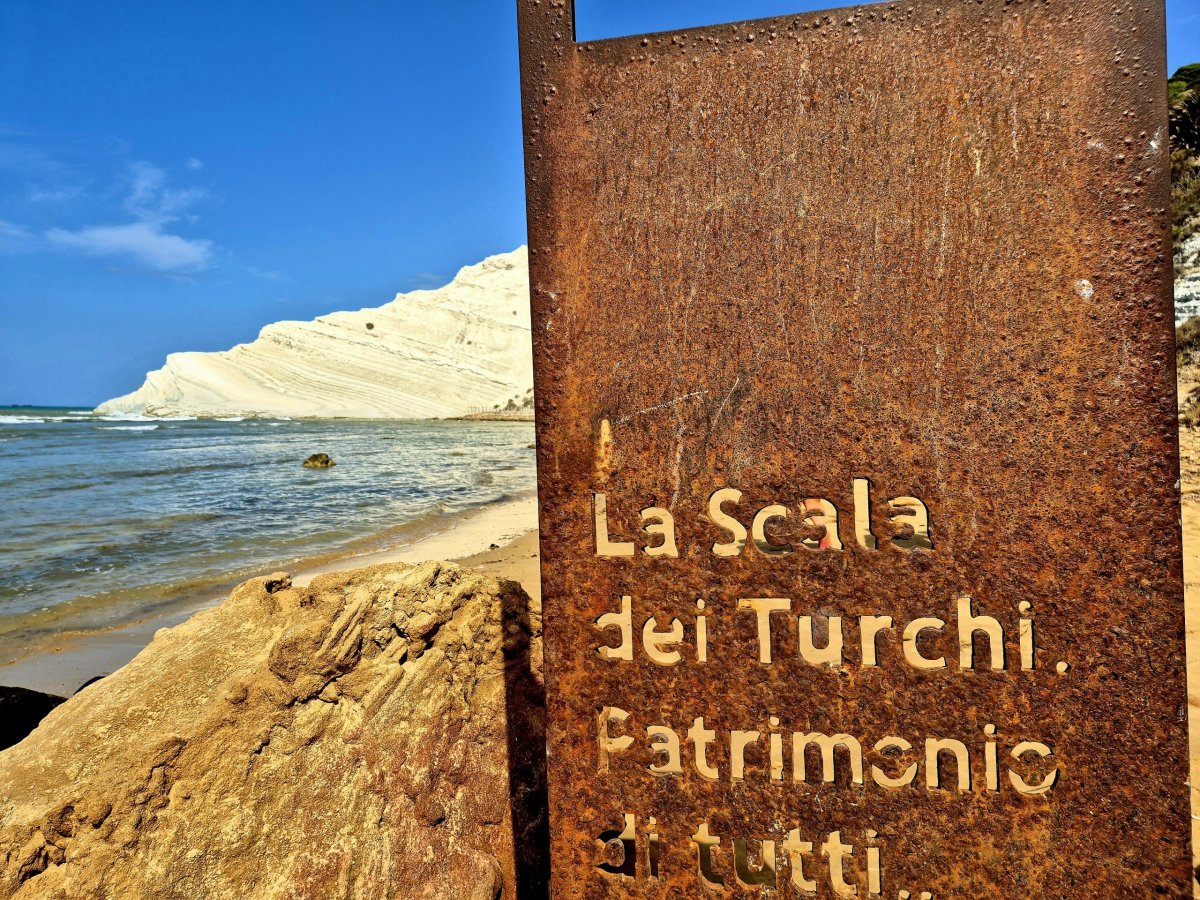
<box><xmin>0</xmin><ymin>495</ymin><xmax>540</xmax><ymax>697</ymax></box>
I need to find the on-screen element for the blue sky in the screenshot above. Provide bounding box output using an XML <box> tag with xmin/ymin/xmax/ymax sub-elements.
<box><xmin>2</xmin><ymin>1</ymin><xmax>1197</xmax><ymax>405</ymax></box>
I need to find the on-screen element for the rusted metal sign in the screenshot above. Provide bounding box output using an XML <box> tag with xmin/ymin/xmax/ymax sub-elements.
<box><xmin>518</xmin><ymin>0</ymin><xmax>1190</xmax><ymax>895</ymax></box>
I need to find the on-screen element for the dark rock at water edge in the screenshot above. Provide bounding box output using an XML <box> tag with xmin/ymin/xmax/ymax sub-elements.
<box><xmin>302</xmin><ymin>453</ymin><xmax>336</xmax><ymax>469</ymax></box>
<box><xmin>0</xmin><ymin>687</ymin><xmax>66</xmax><ymax>751</ymax></box>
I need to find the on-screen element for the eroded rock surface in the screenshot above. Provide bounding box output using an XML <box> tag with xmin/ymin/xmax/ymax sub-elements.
<box><xmin>0</xmin><ymin>562</ymin><xmax>546</xmax><ymax>899</ymax></box>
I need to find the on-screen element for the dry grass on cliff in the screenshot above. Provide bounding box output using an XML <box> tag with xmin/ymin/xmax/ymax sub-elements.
<box><xmin>1172</xmin><ymin>64</ymin><xmax>1200</xmax><ymax>255</ymax></box>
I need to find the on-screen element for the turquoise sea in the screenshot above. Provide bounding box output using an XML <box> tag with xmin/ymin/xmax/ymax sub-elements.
<box><xmin>0</xmin><ymin>408</ymin><xmax>535</xmax><ymax>664</ymax></box>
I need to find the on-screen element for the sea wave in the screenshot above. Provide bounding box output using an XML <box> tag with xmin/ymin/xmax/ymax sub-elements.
<box><xmin>0</xmin><ymin>413</ymin><xmax>198</xmax><ymax>425</ymax></box>
<box><xmin>0</xmin><ymin>418</ymin><xmax>537</xmax><ymax>654</ymax></box>
<box><xmin>98</xmin><ymin>414</ymin><xmax>197</xmax><ymax>423</ymax></box>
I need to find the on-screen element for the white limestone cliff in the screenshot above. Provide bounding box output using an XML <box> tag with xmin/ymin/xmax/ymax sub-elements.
<box><xmin>97</xmin><ymin>249</ymin><xmax>532</xmax><ymax>419</ymax></box>
<box><xmin>1178</xmin><ymin>234</ymin><xmax>1200</xmax><ymax>325</ymax></box>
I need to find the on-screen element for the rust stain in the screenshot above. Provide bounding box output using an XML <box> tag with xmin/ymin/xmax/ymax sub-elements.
<box><xmin>519</xmin><ymin>1</ymin><xmax>1189</xmax><ymax>896</ymax></box>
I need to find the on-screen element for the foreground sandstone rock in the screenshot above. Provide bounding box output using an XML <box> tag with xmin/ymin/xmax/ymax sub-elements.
<box><xmin>0</xmin><ymin>562</ymin><xmax>546</xmax><ymax>899</ymax></box>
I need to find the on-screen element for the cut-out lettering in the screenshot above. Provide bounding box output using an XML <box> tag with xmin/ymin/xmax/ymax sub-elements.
<box><xmin>734</xmin><ymin>838</ymin><xmax>777</xmax><ymax>889</ymax></box>
<box><xmin>798</xmin><ymin>615</ymin><xmax>843</xmax><ymax>668</ymax></box>
<box><xmin>731</xmin><ymin>730</ymin><xmax>762</xmax><ymax>781</ymax></box>
<box><xmin>860</xmin><ymin>615</ymin><xmax>893</xmax><ymax>667</ymax></box>
<box><xmin>925</xmin><ymin>738</ymin><xmax>971</xmax><ymax>792</ymax></box>
<box><xmin>709</xmin><ymin>487</ymin><xmax>748</xmax><ymax>557</ymax></box>
<box><xmin>902</xmin><ymin>618</ymin><xmax>947</xmax><ymax>670</ymax></box>
<box><xmin>1019</xmin><ymin>601</ymin><xmax>1036</xmax><ymax>670</ymax></box>
<box><xmin>751</xmin><ymin>504</ymin><xmax>793</xmax><ymax>555</ymax></box>
<box><xmin>801</xmin><ymin>498</ymin><xmax>843</xmax><ymax>551</ymax></box>
<box><xmin>642</xmin><ymin>615</ymin><xmax>684</xmax><ymax>666</ymax></box>
<box><xmin>641</xmin><ymin>506</ymin><xmax>679</xmax><ymax>557</ymax></box>
<box><xmin>853</xmin><ymin>478</ymin><xmax>877</xmax><ymax>550</ymax></box>
<box><xmin>1009</xmin><ymin>741</ymin><xmax>1059</xmax><ymax>796</ymax></box>
<box><xmin>888</xmin><ymin>496</ymin><xmax>933</xmax><ymax>551</ymax></box>
<box><xmin>594</xmin><ymin>493</ymin><xmax>635</xmax><ymax>557</ymax></box>
<box><xmin>596</xmin><ymin>595</ymin><xmax>633</xmax><ymax>660</ymax></box>
<box><xmin>691</xmin><ymin>823</ymin><xmax>725</xmax><ymax>889</ymax></box>
<box><xmin>783</xmin><ymin>829</ymin><xmax>818</xmax><ymax>891</ymax></box>
<box><xmin>957</xmin><ymin>596</ymin><xmax>1004</xmax><ymax>671</ymax></box>
<box><xmin>688</xmin><ymin>717</ymin><xmax>721</xmax><ymax>781</ymax></box>
<box><xmin>597</xmin><ymin>706</ymin><xmax>633</xmax><ymax>773</ymax></box>
<box><xmin>984</xmin><ymin>724</ymin><xmax>1000</xmax><ymax>791</ymax></box>
<box><xmin>821</xmin><ymin>831</ymin><xmax>859</xmax><ymax>898</ymax></box>
<box><xmin>769</xmin><ymin>716</ymin><xmax>784</xmax><ymax>782</ymax></box>
<box><xmin>646</xmin><ymin>818</ymin><xmax>661</xmax><ymax>879</ymax></box>
<box><xmin>739</xmin><ymin>597</ymin><xmax>791</xmax><ymax>664</ymax></box>
<box><xmin>866</xmin><ymin>830</ymin><xmax>882</xmax><ymax>895</ymax></box>
<box><xmin>794</xmin><ymin>732</ymin><xmax>865</xmax><ymax>785</ymax></box>
<box><xmin>871</xmin><ymin>737</ymin><xmax>919</xmax><ymax>789</ymax></box>
<box><xmin>595</xmin><ymin>813</ymin><xmax>637</xmax><ymax>878</ymax></box>
<box><xmin>647</xmin><ymin>725</ymin><xmax>684</xmax><ymax>775</ymax></box>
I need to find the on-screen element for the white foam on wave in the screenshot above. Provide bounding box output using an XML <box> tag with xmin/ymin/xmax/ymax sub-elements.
<box><xmin>100</xmin><ymin>425</ymin><xmax>160</xmax><ymax>432</ymax></box>
<box><xmin>216</xmin><ymin>416</ymin><xmax>246</xmax><ymax>422</ymax></box>
<box><xmin>0</xmin><ymin>415</ymin><xmax>46</xmax><ymax>424</ymax></box>
<box><xmin>95</xmin><ymin>413</ymin><xmax>196</xmax><ymax>423</ymax></box>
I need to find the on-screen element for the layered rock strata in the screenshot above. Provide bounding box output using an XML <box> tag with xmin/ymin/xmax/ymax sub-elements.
<box><xmin>97</xmin><ymin>249</ymin><xmax>532</xmax><ymax>419</ymax></box>
<box><xmin>0</xmin><ymin>562</ymin><xmax>546</xmax><ymax>899</ymax></box>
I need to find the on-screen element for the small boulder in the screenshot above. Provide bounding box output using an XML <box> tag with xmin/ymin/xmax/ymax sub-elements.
<box><xmin>302</xmin><ymin>453</ymin><xmax>335</xmax><ymax>469</ymax></box>
<box><xmin>0</xmin><ymin>687</ymin><xmax>66</xmax><ymax>751</ymax></box>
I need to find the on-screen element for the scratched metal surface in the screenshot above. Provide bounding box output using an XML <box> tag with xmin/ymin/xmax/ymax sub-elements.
<box><xmin>518</xmin><ymin>0</ymin><xmax>1189</xmax><ymax>896</ymax></box>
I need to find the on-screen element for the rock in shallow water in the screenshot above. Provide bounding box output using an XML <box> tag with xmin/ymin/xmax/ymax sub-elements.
<box><xmin>302</xmin><ymin>453</ymin><xmax>335</xmax><ymax>469</ymax></box>
<box><xmin>0</xmin><ymin>562</ymin><xmax>546</xmax><ymax>899</ymax></box>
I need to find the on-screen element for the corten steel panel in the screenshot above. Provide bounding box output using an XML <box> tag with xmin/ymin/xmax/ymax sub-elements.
<box><xmin>518</xmin><ymin>0</ymin><xmax>1190</xmax><ymax>896</ymax></box>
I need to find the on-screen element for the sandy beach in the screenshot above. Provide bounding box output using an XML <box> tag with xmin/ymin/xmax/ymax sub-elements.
<box><xmin>0</xmin><ymin>495</ymin><xmax>540</xmax><ymax>697</ymax></box>
<box><xmin>1177</xmin><ymin>427</ymin><xmax>1200</xmax><ymax>876</ymax></box>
